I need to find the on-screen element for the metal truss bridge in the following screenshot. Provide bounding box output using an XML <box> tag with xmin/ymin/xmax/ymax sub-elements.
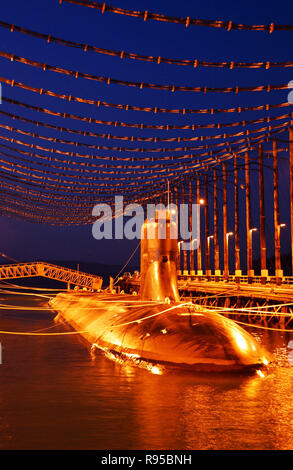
<box><xmin>0</xmin><ymin>262</ymin><xmax>103</xmax><ymax>291</ymax></box>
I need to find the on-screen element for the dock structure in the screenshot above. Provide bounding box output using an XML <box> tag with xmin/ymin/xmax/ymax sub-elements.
<box><xmin>0</xmin><ymin>262</ymin><xmax>103</xmax><ymax>291</ymax></box>
<box><xmin>119</xmin><ymin>273</ymin><xmax>293</xmax><ymax>300</ymax></box>
<box><xmin>169</xmin><ymin>135</ymin><xmax>293</xmax><ymax>287</ymax></box>
<box><xmin>119</xmin><ymin>134</ymin><xmax>293</xmax><ymax>327</ymax></box>
<box><xmin>118</xmin><ymin>274</ymin><xmax>293</xmax><ymax>329</ymax></box>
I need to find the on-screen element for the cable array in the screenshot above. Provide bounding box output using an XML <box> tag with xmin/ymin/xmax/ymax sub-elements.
<box><xmin>4</xmin><ymin>96</ymin><xmax>290</xmax><ymax>121</ymax></box>
<box><xmin>0</xmin><ymin>49</ymin><xmax>288</xmax><ymax>94</ymax></box>
<box><xmin>60</xmin><ymin>0</ymin><xmax>293</xmax><ymax>32</ymax></box>
<box><xmin>0</xmin><ymin>2</ymin><xmax>291</xmax><ymax>223</ymax></box>
<box><xmin>0</xmin><ymin>107</ymin><xmax>290</xmax><ymax>152</ymax></box>
<box><xmin>1</xmin><ymin>20</ymin><xmax>293</xmax><ymax>69</ymax></box>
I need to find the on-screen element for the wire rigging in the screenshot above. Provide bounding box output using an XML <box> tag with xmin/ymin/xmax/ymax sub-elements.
<box><xmin>0</xmin><ymin>1</ymin><xmax>290</xmax><ymax>225</ymax></box>
<box><xmin>0</xmin><ymin>49</ymin><xmax>289</xmax><ymax>94</ymax></box>
<box><xmin>60</xmin><ymin>0</ymin><xmax>293</xmax><ymax>32</ymax></box>
<box><xmin>1</xmin><ymin>20</ymin><xmax>293</xmax><ymax>69</ymax></box>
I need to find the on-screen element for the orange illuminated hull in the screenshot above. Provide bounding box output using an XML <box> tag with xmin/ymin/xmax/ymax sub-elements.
<box><xmin>50</xmin><ymin>292</ymin><xmax>271</xmax><ymax>374</ymax></box>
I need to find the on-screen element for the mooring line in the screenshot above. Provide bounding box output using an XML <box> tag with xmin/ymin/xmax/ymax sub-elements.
<box><xmin>0</xmin><ymin>329</ymin><xmax>87</xmax><ymax>336</ymax></box>
<box><xmin>233</xmin><ymin>319</ymin><xmax>293</xmax><ymax>333</ymax></box>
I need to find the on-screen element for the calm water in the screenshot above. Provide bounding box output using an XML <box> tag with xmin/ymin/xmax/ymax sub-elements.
<box><xmin>0</xmin><ymin>294</ymin><xmax>293</xmax><ymax>450</ymax></box>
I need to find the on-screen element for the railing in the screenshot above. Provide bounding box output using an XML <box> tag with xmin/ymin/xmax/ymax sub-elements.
<box><xmin>120</xmin><ymin>269</ymin><xmax>293</xmax><ymax>286</ymax></box>
<box><xmin>177</xmin><ymin>272</ymin><xmax>293</xmax><ymax>285</ymax></box>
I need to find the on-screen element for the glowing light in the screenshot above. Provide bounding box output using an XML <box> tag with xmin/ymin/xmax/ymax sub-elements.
<box><xmin>93</xmin><ymin>340</ymin><xmax>164</xmax><ymax>376</ymax></box>
<box><xmin>161</xmin><ymin>329</ymin><xmax>167</xmax><ymax>334</ymax></box>
<box><xmin>150</xmin><ymin>366</ymin><xmax>162</xmax><ymax>375</ymax></box>
<box><xmin>256</xmin><ymin>370</ymin><xmax>265</xmax><ymax>378</ymax></box>
<box><xmin>123</xmin><ymin>352</ymin><xmax>140</xmax><ymax>359</ymax></box>
<box><xmin>233</xmin><ymin>330</ymin><xmax>248</xmax><ymax>351</ymax></box>
<box><xmin>262</xmin><ymin>357</ymin><xmax>269</xmax><ymax>366</ymax></box>
<box><xmin>199</xmin><ymin>199</ymin><xmax>205</xmax><ymax>205</ymax></box>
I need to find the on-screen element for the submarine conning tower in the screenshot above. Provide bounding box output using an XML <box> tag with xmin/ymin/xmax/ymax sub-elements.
<box><xmin>140</xmin><ymin>210</ymin><xmax>180</xmax><ymax>302</ymax></box>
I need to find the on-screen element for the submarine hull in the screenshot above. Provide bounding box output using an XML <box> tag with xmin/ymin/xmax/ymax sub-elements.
<box><xmin>50</xmin><ymin>292</ymin><xmax>270</xmax><ymax>373</ymax></box>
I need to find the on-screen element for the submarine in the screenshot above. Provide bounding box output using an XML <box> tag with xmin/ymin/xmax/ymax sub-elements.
<box><xmin>50</xmin><ymin>211</ymin><xmax>271</xmax><ymax>374</ymax></box>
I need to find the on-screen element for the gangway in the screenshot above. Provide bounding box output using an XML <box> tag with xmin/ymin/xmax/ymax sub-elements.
<box><xmin>0</xmin><ymin>262</ymin><xmax>103</xmax><ymax>290</ymax></box>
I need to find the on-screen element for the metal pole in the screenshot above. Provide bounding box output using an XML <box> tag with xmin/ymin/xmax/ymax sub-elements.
<box><xmin>213</xmin><ymin>169</ymin><xmax>220</xmax><ymax>277</ymax></box>
<box><xmin>197</xmin><ymin>177</ymin><xmax>202</xmax><ymax>274</ymax></box>
<box><xmin>273</xmin><ymin>139</ymin><xmax>281</xmax><ymax>277</ymax></box>
<box><xmin>204</xmin><ymin>174</ymin><xmax>210</xmax><ymax>275</ymax></box>
<box><xmin>259</xmin><ymin>144</ymin><xmax>267</xmax><ymax>280</ymax></box>
<box><xmin>169</xmin><ymin>184</ymin><xmax>173</xmax><ymax>204</ymax></box>
<box><xmin>245</xmin><ymin>152</ymin><xmax>253</xmax><ymax>279</ymax></box>
<box><xmin>189</xmin><ymin>179</ymin><xmax>195</xmax><ymax>274</ymax></box>
<box><xmin>175</xmin><ymin>186</ymin><xmax>179</xmax><ymax>209</ymax></box>
<box><xmin>222</xmin><ymin>163</ymin><xmax>228</xmax><ymax>279</ymax></box>
<box><xmin>182</xmin><ymin>183</ymin><xmax>188</xmax><ymax>274</ymax></box>
<box><xmin>175</xmin><ymin>187</ymin><xmax>180</xmax><ymax>273</ymax></box>
<box><xmin>289</xmin><ymin>123</ymin><xmax>293</xmax><ymax>275</ymax></box>
<box><xmin>234</xmin><ymin>155</ymin><xmax>241</xmax><ymax>276</ymax></box>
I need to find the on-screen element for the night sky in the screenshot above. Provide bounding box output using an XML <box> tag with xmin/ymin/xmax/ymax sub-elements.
<box><xmin>0</xmin><ymin>0</ymin><xmax>292</xmax><ymax>270</ymax></box>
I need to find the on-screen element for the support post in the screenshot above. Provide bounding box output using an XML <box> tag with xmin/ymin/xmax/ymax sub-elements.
<box><xmin>175</xmin><ymin>187</ymin><xmax>181</xmax><ymax>275</ymax></box>
<box><xmin>245</xmin><ymin>152</ymin><xmax>253</xmax><ymax>282</ymax></box>
<box><xmin>273</xmin><ymin>139</ymin><xmax>282</xmax><ymax>282</ymax></box>
<box><xmin>213</xmin><ymin>169</ymin><xmax>220</xmax><ymax>279</ymax></box>
<box><xmin>175</xmin><ymin>186</ymin><xmax>179</xmax><ymax>209</ymax></box>
<box><xmin>204</xmin><ymin>174</ymin><xmax>210</xmax><ymax>277</ymax></box>
<box><xmin>189</xmin><ymin>179</ymin><xmax>195</xmax><ymax>275</ymax></box>
<box><xmin>234</xmin><ymin>155</ymin><xmax>241</xmax><ymax>279</ymax></box>
<box><xmin>222</xmin><ymin>163</ymin><xmax>228</xmax><ymax>280</ymax></box>
<box><xmin>259</xmin><ymin>144</ymin><xmax>267</xmax><ymax>282</ymax></box>
<box><xmin>182</xmin><ymin>183</ymin><xmax>188</xmax><ymax>275</ymax></box>
<box><xmin>196</xmin><ymin>177</ymin><xmax>202</xmax><ymax>277</ymax></box>
<box><xmin>289</xmin><ymin>123</ymin><xmax>293</xmax><ymax>275</ymax></box>
<box><xmin>169</xmin><ymin>185</ymin><xmax>173</xmax><ymax>204</ymax></box>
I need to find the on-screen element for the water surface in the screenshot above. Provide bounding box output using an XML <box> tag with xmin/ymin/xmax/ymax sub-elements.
<box><xmin>0</xmin><ymin>294</ymin><xmax>292</xmax><ymax>450</ymax></box>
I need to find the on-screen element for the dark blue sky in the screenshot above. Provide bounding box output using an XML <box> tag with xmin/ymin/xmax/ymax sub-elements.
<box><xmin>0</xmin><ymin>0</ymin><xmax>292</xmax><ymax>269</ymax></box>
